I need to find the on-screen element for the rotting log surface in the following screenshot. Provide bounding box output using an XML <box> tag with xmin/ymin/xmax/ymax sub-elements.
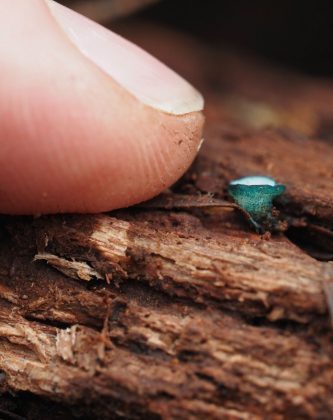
<box><xmin>2</xmin><ymin>28</ymin><xmax>333</xmax><ymax>420</ymax></box>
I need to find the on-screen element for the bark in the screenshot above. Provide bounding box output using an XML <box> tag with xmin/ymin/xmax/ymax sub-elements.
<box><xmin>1</xmin><ymin>29</ymin><xmax>333</xmax><ymax>420</ymax></box>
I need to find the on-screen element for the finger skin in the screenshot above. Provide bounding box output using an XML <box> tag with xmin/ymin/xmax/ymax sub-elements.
<box><xmin>0</xmin><ymin>0</ymin><xmax>204</xmax><ymax>214</ymax></box>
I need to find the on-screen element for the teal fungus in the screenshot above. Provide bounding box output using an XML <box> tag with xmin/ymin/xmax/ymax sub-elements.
<box><xmin>228</xmin><ymin>176</ymin><xmax>285</xmax><ymax>231</ymax></box>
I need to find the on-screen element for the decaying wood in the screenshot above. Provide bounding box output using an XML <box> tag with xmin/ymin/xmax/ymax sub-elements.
<box><xmin>2</xmin><ymin>27</ymin><xmax>333</xmax><ymax>419</ymax></box>
<box><xmin>28</xmin><ymin>213</ymin><xmax>331</xmax><ymax>322</ymax></box>
<box><xmin>0</xmin><ymin>212</ymin><xmax>333</xmax><ymax>418</ymax></box>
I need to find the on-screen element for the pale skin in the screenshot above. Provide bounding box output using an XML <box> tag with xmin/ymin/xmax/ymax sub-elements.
<box><xmin>0</xmin><ymin>0</ymin><xmax>204</xmax><ymax>214</ymax></box>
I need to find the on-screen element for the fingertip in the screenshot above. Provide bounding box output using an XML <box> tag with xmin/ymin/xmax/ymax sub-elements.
<box><xmin>0</xmin><ymin>0</ymin><xmax>205</xmax><ymax>215</ymax></box>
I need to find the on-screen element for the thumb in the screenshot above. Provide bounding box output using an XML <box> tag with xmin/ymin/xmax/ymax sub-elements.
<box><xmin>0</xmin><ymin>0</ymin><xmax>204</xmax><ymax>214</ymax></box>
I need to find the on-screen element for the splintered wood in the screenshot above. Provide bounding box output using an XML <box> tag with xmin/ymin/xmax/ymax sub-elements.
<box><xmin>33</xmin><ymin>213</ymin><xmax>329</xmax><ymax>322</ymax></box>
<box><xmin>1</xmin><ymin>29</ymin><xmax>333</xmax><ymax>419</ymax></box>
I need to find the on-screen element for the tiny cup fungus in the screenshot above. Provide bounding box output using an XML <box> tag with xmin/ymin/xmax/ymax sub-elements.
<box><xmin>228</xmin><ymin>176</ymin><xmax>286</xmax><ymax>232</ymax></box>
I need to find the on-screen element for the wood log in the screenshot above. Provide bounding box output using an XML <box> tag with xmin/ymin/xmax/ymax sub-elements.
<box><xmin>1</xmin><ymin>24</ymin><xmax>333</xmax><ymax>420</ymax></box>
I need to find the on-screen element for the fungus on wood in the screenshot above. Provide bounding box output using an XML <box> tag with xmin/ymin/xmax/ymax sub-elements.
<box><xmin>1</xmin><ymin>16</ymin><xmax>333</xmax><ymax>420</ymax></box>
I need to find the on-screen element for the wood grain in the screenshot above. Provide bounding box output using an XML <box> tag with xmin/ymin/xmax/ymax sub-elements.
<box><xmin>1</xmin><ymin>26</ymin><xmax>333</xmax><ymax>419</ymax></box>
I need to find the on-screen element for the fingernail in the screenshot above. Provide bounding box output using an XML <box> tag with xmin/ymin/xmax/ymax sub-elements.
<box><xmin>46</xmin><ymin>0</ymin><xmax>204</xmax><ymax>115</ymax></box>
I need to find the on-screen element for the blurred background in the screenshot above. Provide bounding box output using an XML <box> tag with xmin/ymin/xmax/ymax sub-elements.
<box><xmin>60</xmin><ymin>0</ymin><xmax>332</xmax><ymax>75</ymax></box>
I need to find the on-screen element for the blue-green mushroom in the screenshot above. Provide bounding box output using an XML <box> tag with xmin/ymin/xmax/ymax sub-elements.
<box><xmin>228</xmin><ymin>176</ymin><xmax>285</xmax><ymax>231</ymax></box>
